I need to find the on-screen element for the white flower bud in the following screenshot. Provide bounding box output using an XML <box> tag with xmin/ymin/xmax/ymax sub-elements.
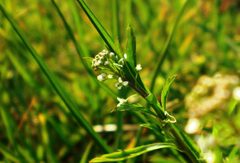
<box><xmin>117</xmin><ymin>97</ymin><xmax>128</xmax><ymax>107</ymax></box>
<box><xmin>136</xmin><ymin>64</ymin><xmax>142</xmax><ymax>71</ymax></box>
<box><xmin>104</xmin><ymin>61</ymin><xmax>109</xmax><ymax>65</ymax></box>
<box><xmin>124</xmin><ymin>53</ymin><xmax>127</xmax><ymax>59</ymax></box>
<box><xmin>110</xmin><ymin>52</ymin><xmax>114</xmax><ymax>56</ymax></box>
<box><xmin>122</xmin><ymin>81</ymin><xmax>129</xmax><ymax>86</ymax></box>
<box><xmin>118</xmin><ymin>77</ymin><xmax>123</xmax><ymax>83</ymax></box>
<box><xmin>107</xmin><ymin>74</ymin><xmax>113</xmax><ymax>79</ymax></box>
<box><xmin>97</xmin><ymin>73</ymin><xmax>106</xmax><ymax>81</ymax></box>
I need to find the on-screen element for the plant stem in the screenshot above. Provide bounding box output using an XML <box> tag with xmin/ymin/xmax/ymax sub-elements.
<box><xmin>149</xmin><ymin>97</ymin><xmax>204</xmax><ymax>162</ymax></box>
<box><xmin>137</xmin><ymin>87</ymin><xmax>203</xmax><ymax>162</ymax></box>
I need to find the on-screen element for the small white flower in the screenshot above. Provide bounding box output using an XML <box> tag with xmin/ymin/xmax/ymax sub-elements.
<box><xmin>104</xmin><ymin>61</ymin><xmax>109</xmax><ymax>65</ymax></box>
<box><xmin>122</xmin><ymin>81</ymin><xmax>129</xmax><ymax>86</ymax></box>
<box><xmin>115</xmin><ymin>83</ymin><xmax>122</xmax><ymax>90</ymax></box>
<box><xmin>124</xmin><ymin>53</ymin><xmax>127</xmax><ymax>59</ymax></box>
<box><xmin>96</xmin><ymin>60</ymin><xmax>101</xmax><ymax>66</ymax></box>
<box><xmin>118</xmin><ymin>77</ymin><xmax>123</xmax><ymax>83</ymax></box>
<box><xmin>233</xmin><ymin>87</ymin><xmax>240</xmax><ymax>101</ymax></box>
<box><xmin>97</xmin><ymin>73</ymin><xmax>106</xmax><ymax>81</ymax></box>
<box><xmin>102</xmin><ymin>49</ymin><xmax>108</xmax><ymax>54</ymax></box>
<box><xmin>107</xmin><ymin>74</ymin><xmax>113</xmax><ymax>79</ymax></box>
<box><xmin>136</xmin><ymin>64</ymin><xmax>142</xmax><ymax>71</ymax></box>
<box><xmin>117</xmin><ymin>97</ymin><xmax>128</xmax><ymax>107</ymax></box>
<box><xmin>109</xmin><ymin>52</ymin><xmax>115</xmax><ymax>57</ymax></box>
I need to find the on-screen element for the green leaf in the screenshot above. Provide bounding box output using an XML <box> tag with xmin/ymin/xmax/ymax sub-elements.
<box><xmin>0</xmin><ymin>5</ymin><xmax>111</xmax><ymax>153</ymax></box>
<box><xmin>126</xmin><ymin>26</ymin><xmax>136</xmax><ymax>68</ymax></box>
<box><xmin>90</xmin><ymin>143</ymin><xmax>178</xmax><ymax>162</ymax></box>
<box><xmin>161</xmin><ymin>75</ymin><xmax>176</xmax><ymax>111</ymax></box>
<box><xmin>80</xmin><ymin>142</ymin><xmax>93</xmax><ymax>163</ymax></box>
<box><xmin>76</xmin><ymin>0</ymin><xmax>120</xmax><ymax>55</ymax></box>
<box><xmin>0</xmin><ymin>106</ymin><xmax>16</xmax><ymax>145</ymax></box>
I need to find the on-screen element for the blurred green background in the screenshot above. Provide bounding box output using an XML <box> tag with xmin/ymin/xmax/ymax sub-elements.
<box><xmin>0</xmin><ymin>0</ymin><xmax>240</xmax><ymax>162</ymax></box>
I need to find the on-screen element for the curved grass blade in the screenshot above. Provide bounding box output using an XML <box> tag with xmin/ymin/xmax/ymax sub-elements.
<box><xmin>90</xmin><ymin>142</ymin><xmax>178</xmax><ymax>162</ymax></box>
<box><xmin>150</xmin><ymin>0</ymin><xmax>190</xmax><ymax>92</ymax></box>
<box><xmin>161</xmin><ymin>75</ymin><xmax>176</xmax><ymax>111</ymax></box>
<box><xmin>0</xmin><ymin>5</ymin><xmax>111</xmax><ymax>153</ymax></box>
<box><xmin>76</xmin><ymin>0</ymin><xmax>121</xmax><ymax>55</ymax></box>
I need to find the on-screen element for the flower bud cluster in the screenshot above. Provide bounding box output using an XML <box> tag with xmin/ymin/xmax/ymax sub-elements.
<box><xmin>92</xmin><ymin>49</ymin><xmax>129</xmax><ymax>90</ymax></box>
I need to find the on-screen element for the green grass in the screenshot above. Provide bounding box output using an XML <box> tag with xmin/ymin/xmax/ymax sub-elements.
<box><xmin>0</xmin><ymin>0</ymin><xmax>240</xmax><ymax>162</ymax></box>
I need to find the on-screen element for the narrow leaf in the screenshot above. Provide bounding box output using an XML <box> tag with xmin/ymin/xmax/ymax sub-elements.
<box><xmin>90</xmin><ymin>143</ymin><xmax>178</xmax><ymax>162</ymax></box>
<box><xmin>0</xmin><ymin>106</ymin><xmax>16</xmax><ymax>145</ymax></box>
<box><xmin>161</xmin><ymin>75</ymin><xmax>176</xmax><ymax>111</ymax></box>
<box><xmin>76</xmin><ymin>0</ymin><xmax>120</xmax><ymax>54</ymax></box>
<box><xmin>126</xmin><ymin>26</ymin><xmax>136</xmax><ymax>68</ymax></box>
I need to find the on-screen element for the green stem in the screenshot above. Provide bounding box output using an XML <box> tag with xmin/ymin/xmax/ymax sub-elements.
<box><xmin>138</xmin><ymin>86</ymin><xmax>203</xmax><ymax>162</ymax></box>
<box><xmin>149</xmin><ymin>98</ymin><xmax>204</xmax><ymax>162</ymax></box>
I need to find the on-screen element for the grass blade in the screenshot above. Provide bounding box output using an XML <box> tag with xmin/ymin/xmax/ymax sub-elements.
<box><xmin>126</xmin><ymin>26</ymin><xmax>136</xmax><ymax>68</ymax></box>
<box><xmin>76</xmin><ymin>0</ymin><xmax>121</xmax><ymax>55</ymax></box>
<box><xmin>0</xmin><ymin>5</ymin><xmax>111</xmax><ymax>153</ymax></box>
<box><xmin>161</xmin><ymin>75</ymin><xmax>176</xmax><ymax>111</ymax></box>
<box><xmin>90</xmin><ymin>142</ymin><xmax>178</xmax><ymax>162</ymax></box>
<box><xmin>0</xmin><ymin>106</ymin><xmax>16</xmax><ymax>145</ymax></box>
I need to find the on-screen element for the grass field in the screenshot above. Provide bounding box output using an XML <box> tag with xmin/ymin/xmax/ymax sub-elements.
<box><xmin>0</xmin><ymin>0</ymin><xmax>240</xmax><ymax>162</ymax></box>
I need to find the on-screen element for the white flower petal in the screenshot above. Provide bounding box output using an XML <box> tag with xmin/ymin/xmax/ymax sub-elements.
<box><xmin>136</xmin><ymin>64</ymin><xmax>142</xmax><ymax>71</ymax></box>
<box><xmin>124</xmin><ymin>53</ymin><xmax>127</xmax><ymax>59</ymax></box>
<box><xmin>122</xmin><ymin>81</ymin><xmax>129</xmax><ymax>86</ymax></box>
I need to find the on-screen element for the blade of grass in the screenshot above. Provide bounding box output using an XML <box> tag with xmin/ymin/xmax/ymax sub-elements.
<box><xmin>80</xmin><ymin>141</ymin><xmax>93</xmax><ymax>163</ymax></box>
<box><xmin>76</xmin><ymin>0</ymin><xmax>121</xmax><ymax>55</ymax></box>
<box><xmin>39</xmin><ymin>114</ymin><xmax>57</xmax><ymax>163</ymax></box>
<box><xmin>0</xmin><ymin>5</ymin><xmax>111</xmax><ymax>153</ymax></box>
<box><xmin>0</xmin><ymin>106</ymin><xmax>16</xmax><ymax>145</ymax></box>
<box><xmin>150</xmin><ymin>0</ymin><xmax>190</xmax><ymax>92</ymax></box>
<box><xmin>90</xmin><ymin>142</ymin><xmax>178</xmax><ymax>162</ymax></box>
